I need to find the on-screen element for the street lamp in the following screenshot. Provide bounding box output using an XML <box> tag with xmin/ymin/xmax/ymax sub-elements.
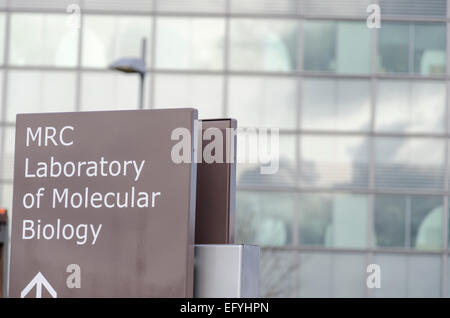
<box><xmin>109</xmin><ymin>38</ymin><xmax>147</xmax><ymax>109</ymax></box>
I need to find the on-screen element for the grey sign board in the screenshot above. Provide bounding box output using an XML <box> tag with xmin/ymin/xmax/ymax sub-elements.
<box><xmin>9</xmin><ymin>108</ymin><xmax>198</xmax><ymax>298</ymax></box>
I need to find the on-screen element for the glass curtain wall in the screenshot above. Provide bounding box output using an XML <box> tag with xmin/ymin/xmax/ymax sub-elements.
<box><xmin>0</xmin><ymin>0</ymin><xmax>449</xmax><ymax>297</ymax></box>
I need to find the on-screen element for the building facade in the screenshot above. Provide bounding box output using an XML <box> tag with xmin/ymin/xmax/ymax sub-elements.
<box><xmin>0</xmin><ymin>0</ymin><xmax>449</xmax><ymax>297</ymax></box>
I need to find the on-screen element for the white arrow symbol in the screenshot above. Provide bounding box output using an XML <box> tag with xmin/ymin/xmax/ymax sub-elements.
<box><xmin>21</xmin><ymin>272</ymin><xmax>57</xmax><ymax>298</ymax></box>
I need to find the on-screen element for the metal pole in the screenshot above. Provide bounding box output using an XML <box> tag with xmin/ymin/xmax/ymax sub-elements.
<box><xmin>139</xmin><ymin>37</ymin><xmax>147</xmax><ymax>110</ymax></box>
<box><xmin>139</xmin><ymin>74</ymin><xmax>144</xmax><ymax>110</ymax></box>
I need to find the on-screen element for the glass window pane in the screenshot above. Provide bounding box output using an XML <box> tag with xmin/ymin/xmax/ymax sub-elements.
<box><xmin>375</xmin><ymin>137</ymin><xmax>445</xmax><ymax>190</ymax></box>
<box><xmin>411</xmin><ymin>196</ymin><xmax>442</xmax><ymax>250</ymax></box>
<box><xmin>414</xmin><ymin>23</ymin><xmax>446</xmax><ymax>75</ymax></box>
<box><xmin>374</xmin><ymin>195</ymin><xmax>442</xmax><ymax>249</ymax></box>
<box><xmin>1</xmin><ymin>128</ymin><xmax>14</xmax><ymax>181</ymax></box>
<box><xmin>303</xmin><ymin>21</ymin><xmax>334</xmax><ymax>72</ymax></box>
<box><xmin>300</xmin><ymin>0</ymin><xmax>372</xmax><ymax>16</ymax></box>
<box><xmin>297</xmin><ymin>252</ymin><xmax>332</xmax><ymax>297</ymax></box>
<box><xmin>302</xmin><ymin>78</ymin><xmax>370</xmax><ymax>131</ymax></box>
<box><xmin>153</xmin><ymin>74</ymin><xmax>223</xmax><ymax>119</ymax></box>
<box><xmin>298</xmin><ymin>252</ymin><xmax>367</xmax><ymax>298</ymax></box>
<box><xmin>447</xmin><ymin>256</ymin><xmax>450</xmax><ymax>297</ymax></box>
<box><xmin>448</xmin><ymin>202</ymin><xmax>450</xmax><ymax>248</ymax></box>
<box><xmin>376</xmin><ymin>80</ymin><xmax>446</xmax><ymax>133</ymax></box>
<box><xmin>378</xmin><ymin>22</ymin><xmax>409</xmax><ymax>73</ymax></box>
<box><xmin>228</xmin><ymin>76</ymin><xmax>297</xmax><ymax>129</ymax></box>
<box><xmin>374</xmin><ymin>195</ymin><xmax>406</xmax><ymax>248</ymax></box>
<box><xmin>298</xmin><ymin>193</ymin><xmax>369</xmax><ymax>249</ymax></box>
<box><xmin>408</xmin><ymin>254</ymin><xmax>442</xmax><ymax>297</ymax></box>
<box><xmin>229</xmin><ymin>19</ymin><xmax>298</xmax><ymax>72</ymax></box>
<box><xmin>82</xmin><ymin>15</ymin><xmax>152</xmax><ymax>68</ymax></box>
<box><xmin>0</xmin><ymin>71</ymin><xmax>4</xmax><ymax>117</ymax></box>
<box><xmin>235</xmin><ymin>191</ymin><xmax>294</xmax><ymax>246</ymax></box>
<box><xmin>80</xmin><ymin>71</ymin><xmax>148</xmax><ymax>111</ymax></box>
<box><xmin>0</xmin><ymin>13</ymin><xmax>5</xmax><ymax>65</ymax></box>
<box><xmin>373</xmin><ymin>254</ymin><xmax>441</xmax><ymax>297</ymax></box>
<box><xmin>237</xmin><ymin>134</ymin><xmax>296</xmax><ymax>187</ymax></box>
<box><xmin>82</xmin><ymin>0</ymin><xmax>153</xmax><ymax>12</ymax></box>
<box><xmin>303</xmin><ymin>21</ymin><xmax>370</xmax><ymax>74</ymax></box>
<box><xmin>157</xmin><ymin>0</ymin><xmax>225</xmax><ymax>13</ymax></box>
<box><xmin>10</xmin><ymin>13</ymin><xmax>78</xmax><ymax>67</ymax></box>
<box><xmin>335</xmin><ymin>22</ymin><xmax>371</xmax><ymax>74</ymax></box>
<box><xmin>155</xmin><ymin>17</ymin><xmax>225</xmax><ymax>70</ymax></box>
<box><xmin>260</xmin><ymin>249</ymin><xmax>298</xmax><ymax>297</ymax></box>
<box><xmin>6</xmin><ymin>70</ymin><xmax>76</xmax><ymax>122</ymax></box>
<box><xmin>378</xmin><ymin>22</ymin><xmax>446</xmax><ymax>75</ymax></box>
<box><xmin>379</xmin><ymin>0</ymin><xmax>446</xmax><ymax>18</ymax></box>
<box><xmin>231</xmin><ymin>0</ymin><xmax>298</xmax><ymax>15</ymax></box>
<box><xmin>300</xmin><ymin>135</ymin><xmax>369</xmax><ymax>188</ymax></box>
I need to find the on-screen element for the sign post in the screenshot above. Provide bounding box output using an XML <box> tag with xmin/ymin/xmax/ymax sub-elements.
<box><xmin>9</xmin><ymin>109</ymin><xmax>198</xmax><ymax>297</ymax></box>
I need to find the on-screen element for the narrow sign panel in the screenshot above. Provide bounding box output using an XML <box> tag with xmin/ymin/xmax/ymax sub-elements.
<box><xmin>195</xmin><ymin>119</ymin><xmax>236</xmax><ymax>244</ymax></box>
